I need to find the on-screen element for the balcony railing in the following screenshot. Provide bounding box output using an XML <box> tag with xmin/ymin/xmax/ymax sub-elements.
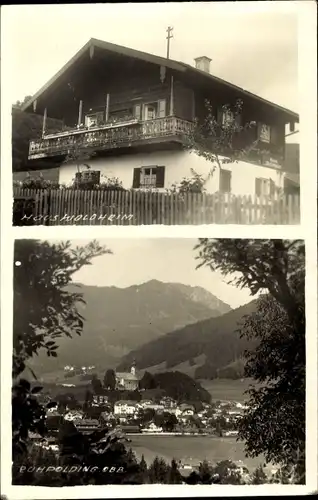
<box><xmin>28</xmin><ymin>116</ymin><xmax>194</xmax><ymax>159</ymax></box>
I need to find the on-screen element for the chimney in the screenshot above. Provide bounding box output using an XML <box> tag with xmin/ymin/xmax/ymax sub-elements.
<box><xmin>194</xmin><ymin>56</ymin><xmax>212</xmax><ymax>73</ymax></box>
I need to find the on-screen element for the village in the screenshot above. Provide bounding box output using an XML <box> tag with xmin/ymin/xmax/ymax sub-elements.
<box><xmin>32</xmin><ymin>384</ymin><xmax>244</xmax><ymax>443</ymax></box>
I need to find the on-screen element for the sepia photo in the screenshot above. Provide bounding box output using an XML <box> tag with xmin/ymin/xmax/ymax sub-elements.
<box><xmin>11</xmin><ymin>238</ymin><xmax>305</xmax><ymax>486</ymax></box>
<box><xmin>9</xmin><ymin>3</ymin><xmax>300</xmax><ymax>226</ymax></box>
<box><xmin>1</xmin><ymin>1</ymin><xmax>317</xmax><ymax>499</ymax></box>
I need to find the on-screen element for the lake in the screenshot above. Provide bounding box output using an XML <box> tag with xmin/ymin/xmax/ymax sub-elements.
<box><xmin>129</xmin><ymin>435</ymin><xmax>266</xmax><ymax>471</ymax></box>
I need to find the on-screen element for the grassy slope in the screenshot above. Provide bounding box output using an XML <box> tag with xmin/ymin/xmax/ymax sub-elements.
<box><xmin>200</xmin><ymin>378</ymin><xmax>260</xmax><ymax>402</ymax></box>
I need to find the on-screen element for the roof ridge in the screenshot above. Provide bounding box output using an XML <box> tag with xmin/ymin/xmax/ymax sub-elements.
<box><xmin>21</xmin><ymin>37</ymin><xmax>298</xmax><ymax>121</ymax></box>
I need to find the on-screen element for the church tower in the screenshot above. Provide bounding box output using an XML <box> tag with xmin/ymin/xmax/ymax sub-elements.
<box><xmin>131</xmin><ymin>360</ymin><xmax>136</xmax><ymax>376</ymax></box>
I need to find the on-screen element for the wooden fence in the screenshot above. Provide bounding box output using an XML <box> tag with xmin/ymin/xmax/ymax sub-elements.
<box><xmin>13</xmin><ymin>188</ymin><xmax>301</xmax><ymax>226</ymax></box>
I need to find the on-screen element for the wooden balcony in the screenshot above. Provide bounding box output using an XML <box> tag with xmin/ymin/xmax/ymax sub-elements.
<box><xmin>28</xmin><ymin>116</ymin><xmax>194</xmax><ymax>159</ymax></box>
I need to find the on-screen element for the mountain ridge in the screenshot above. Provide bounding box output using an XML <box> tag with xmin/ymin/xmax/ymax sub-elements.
<box><xmin>118</xmin><ymin>299</ymin><xmax>258</xmax><ymax>377</ymax></box>
<box><xmin>30</xmin><ymin>280</ymin><xmax>231</xmax><ymax>375</ymax></box>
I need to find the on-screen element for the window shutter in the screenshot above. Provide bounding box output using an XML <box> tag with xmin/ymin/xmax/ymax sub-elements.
<box><xmin>156</xmin><ymin>166</ymin><xmax>165</xmax><ymax>188</ymax></box>
<box><xmin>132</xmin><ymin>168</ymin><xmax>141</xmax><ymax>188</ymax></box>
<box><xmin>235</xmin><ymin>113</ymin><xmax>242</xmax><ymax>127</ymax></box>
<box><xmin>270</xmin><ymin>179</ymin><xmax>276</xmax><ymax>196</ymax></box>
<box><xmin>270</xmin><ymin>125</ymin><xmax>278</xmax><ymax>145</ymax></box>
<box><xmin>217</xmin><ymin>107</ymin><xmax>223</xmax><ymax>125</ymax></box>
<box><xmin>255</xmin><ymin>178</ymin><xmax>262</xmax><ymax>196</ymax></box>
<box><xmin>134</xmin><ymin>104</ymin><xmax>141</xmax><ymax>120</ymax></box>
<box><xmin>220</xmin><ymin>170</ymin><xmax>231</xmax><ymax>193</ymax></box>
<box><xmin>158</xmin><ymin>100</ymin><xmax>166</xmax><ymax>118</ymax></box>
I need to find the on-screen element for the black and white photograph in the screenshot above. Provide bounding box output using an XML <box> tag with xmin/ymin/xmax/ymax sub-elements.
<box><xmin>1</xmin><ymin>1</ymin><xmax>317</xmax><ymax>499</ymax></box>
<box><xmin>8</xmin><ymin>3</ymin><xmax>300</xmax><ymax>226</ymax></box>
<box><xmin>11</xmin><ymin>238</ymin><xmax>305</xmax><ymax>486</ymax></box>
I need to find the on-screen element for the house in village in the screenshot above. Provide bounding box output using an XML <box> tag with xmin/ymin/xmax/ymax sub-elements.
<box><xmin>64</xmin><ymin>410</ymin><xmax>84</xmax><ymax>421</ymax></box>
<box><xmin>73</xmin><ymin>418</ymin><xmax>100</xmax><ymax>434</ymax></box>
<box><xmin>92</xmin><ymin>394</ymin><xmax>109</xmax><ymax>405</ymax></box>
<box><xmin>114</xmin><ymin>400</ymin><xmax>138</xmax><ymax>416</ymax></box>
<box><xmin>179</xmin><ymin>404</ymin><xmax>195</xmax><ymax>416</ymax></box>
<box><xmin>20</xmin><ymin>37</ymin><xmax>299</xmax><ymax>197</ymax></box>
<box><xmin>143</xmin><ymin>422</ymin><xmax>163</xmax><ymax>433</ymax></box>
<box><xmin>115</xmin><ymin>361</ymin><xmax>140</xmax><ymax>391</ymax></box>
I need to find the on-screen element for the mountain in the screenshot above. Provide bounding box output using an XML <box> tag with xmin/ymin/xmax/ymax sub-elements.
<box><xmin>30</xmin><ymin>280</ymin><xmax>231</xmax><ymax>375</ymax></box>
<box><xmin>161</xmin><ymin>282</ymin><xmax>232</xmax><ymax>315</ymax></box>
<box><xmin>117</xmin><ymin>300</ymin><xmax>258</xmax><ymax>376</ymax></box>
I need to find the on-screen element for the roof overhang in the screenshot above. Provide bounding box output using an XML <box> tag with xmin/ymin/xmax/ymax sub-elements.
<box><xmin>21</xmin><ymin>38</ymin><xmax>186</xmax><ymax>113</ymax></box>
<box><xmin>22</xmin><ymin>37</ymin><xmax>299</xmax><ymax>123</ymax></box>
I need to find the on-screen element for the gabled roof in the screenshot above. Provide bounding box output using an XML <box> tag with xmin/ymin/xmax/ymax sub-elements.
<box><xmin>116</xmin><ymin>372</ymin><xmax>138</xmax><ymax>381</ymax></box>
<box><xmin>22</xmin><ymin>38</ymin><xmax>298</xmax><ymax>122</ymax></box>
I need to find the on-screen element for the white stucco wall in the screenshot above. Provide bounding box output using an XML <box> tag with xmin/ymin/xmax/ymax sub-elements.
<box><xmin>58</xmin><ymin>149</ymin><xmax>285</xmax><ymax>196</ymax></box>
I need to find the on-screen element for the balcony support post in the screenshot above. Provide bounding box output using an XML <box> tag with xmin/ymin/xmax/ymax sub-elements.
<box><xmin>170</xmin><ymin>76</ymin><xmax>174</xmax><ymax>116</ymax></box>
<box><xmin>42</xmin><ymin>108</ymin><xmax>47</xmax><ymax>137</ymax></box>
<box><xmin>77</xmin><ymin>100</ymin><xmax>83</xmax><ymax>128</ymax></box>
<box><xmin>105</xmin><ymin>93</ymin><xmax>110</xmax><ymax>122</ymax></box>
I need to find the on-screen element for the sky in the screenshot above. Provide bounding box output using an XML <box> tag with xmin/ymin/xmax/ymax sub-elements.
<box><xmin>56</xmin><ymin>237</ymin><xmax>256</xmax><ymax>309</ymax></box>
<box><xmin>4</xmin><ymin>2</ymin><xmax>299</xmax><ymax>118</ymax></box>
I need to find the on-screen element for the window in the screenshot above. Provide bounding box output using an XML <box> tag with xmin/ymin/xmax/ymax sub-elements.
<box><xmin>85</xmin><ymin>112</ymin><xmax>104</xmax><ymax>128</ymax></box>
<box><xmin>109</xmin><ymin>108</ymin><xmax>135</xmax><ymax>123</ymax></box>
<box><xmin>270</xmin><ymin>125</ymin><xmax>281</xmax><ymax>146</ymax></box>
<box><xmin>258</xmin><ymin>123</ymin><xmax>271</xmax><ymax>143</ymax></box>
<box><xmin>141</xmin><ymin>167</ymin><xmax>157</xmax><ymax>187</ymax></box>
<box><xmin>219</xmin><ymin>169</ymin><xmax>232</xmax><ymax>193</ymax></box>
<box><xmin>217</xmin><ymin>106</ymin><xmax>242</xmax><ymax>128</ymax></box>
<box><xmin>222</xmin><ymin>109</ymin><xmax>234</xmax><ymax>127</ymax></box>
<box><xmin>132</xmin><ymin>166</ymin><xmax>165</xmax><ymax>188</ymax></box>
<box><xmin>143</xmin><ymin>99</ymin><xmax>166</xmax><ymax>121</ymax></box>
<box><xmin>255</xmin><ymin>177</ymin><xmax>276</xmax><ymax>196</ymax></box>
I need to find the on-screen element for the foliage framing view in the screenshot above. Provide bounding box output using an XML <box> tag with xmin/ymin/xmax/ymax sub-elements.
<box><xmin>195</xmin><ymin>238</ymin><xmax>305</xmax><ymax>483</ymax></box>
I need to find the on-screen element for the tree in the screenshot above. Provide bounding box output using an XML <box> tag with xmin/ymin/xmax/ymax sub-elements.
<box><xmin>12</xmin><ymin>239</ymin><xmax>111</xmax><ymax>460</ymax></box>
<box><xmin>148</xmin><ymin>456</ymin><xmax>170</xmax><ymax>484</ymax></box>
<box><xmin>139</xmin><ymin>454</ymin><xmax>149</xmax><ymax>483</ymax></box>
<box><xmin>167</xmin><ymin>168</ymin><xmax>215</xmax><ymax>195</ymax></box>
<box><xmin>139</xmin><ymin>371</ymin><xmax>156</xmax><ymax>390</ymax></box>
<box><xmin>212</xmin><ymin>460</ymin><xmax>242</xmax><ymax>485</ymax></box>
<box><xmin>199</xmin><ymin>459</ymin><xmax>212</xmax><ymax>484</ymax></box>
<box><xmin>250</xmin><ymin>465</ymin><xmax>268</xmax><ymax>484</ymax></box>
<box><xmin>91</xmin><ymin>375</ymin><xmax>103</xmax><ymax>395</ymax></box>
<box><xmin>83</xmin><ymin>389</ymin><xmax>93</xmax><ymax>413</ymax></box>
<box><xmin>161</xmin><ymin>412</ymin><xmax>178</xmax><ymax>432</ymax></box>
<box><xmin>63</xmin><ymin>143</ymin><xmax>98</xmax><ymax>187</ymax></box>
<box><xmin>12</xmin><ymin>106</ymin><xmax>62</xmax><ymax>172</ymax></box>
<box><xmin>195</xmin><ymin>238</ymin><xmax>305</xmax><ymax>482</ymax></box>
<box><xmin>138</xmin><ymin>408</ymin><xmax>155</xmax><ymax>426</ymax></box>
<box><xmin>104</xmin><ymin>369</ymin><xmax>116</xmax><ymax>390</ymax></box>
<box><xmin>13</xmin><ymin>239</ymin><xmax>110</xmax><ymax>378</ymax></box>
<box><xmin>14</xmin><ymin>96</ymin><xmax>33</xmax><ymax>108</ymax></box>
<box><xmin>168</xmin><ymin>459</ymin><xmax>182</xmax><ymax>484</ymax></box>
<box><xmin>185</xmin><ymin>470</ymin><xmax>200</xmax><ymax>484</ymax></box>
<box><xmin>185</xmin><ymin>99</ymin><xmax>259</xmax><ymax>176</ymax></box>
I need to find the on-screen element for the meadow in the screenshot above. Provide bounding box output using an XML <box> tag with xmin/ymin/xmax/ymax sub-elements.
<box><xmin>200</xmin><ymin>378</ymin><xmax>258</xmax><ymax>402</ymax></box>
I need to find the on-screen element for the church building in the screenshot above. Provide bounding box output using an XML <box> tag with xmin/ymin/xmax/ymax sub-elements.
<box><xmin>115</xmin><ymin>361</ymin><xmax>139</xmax><ymax>391</ymax></box>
